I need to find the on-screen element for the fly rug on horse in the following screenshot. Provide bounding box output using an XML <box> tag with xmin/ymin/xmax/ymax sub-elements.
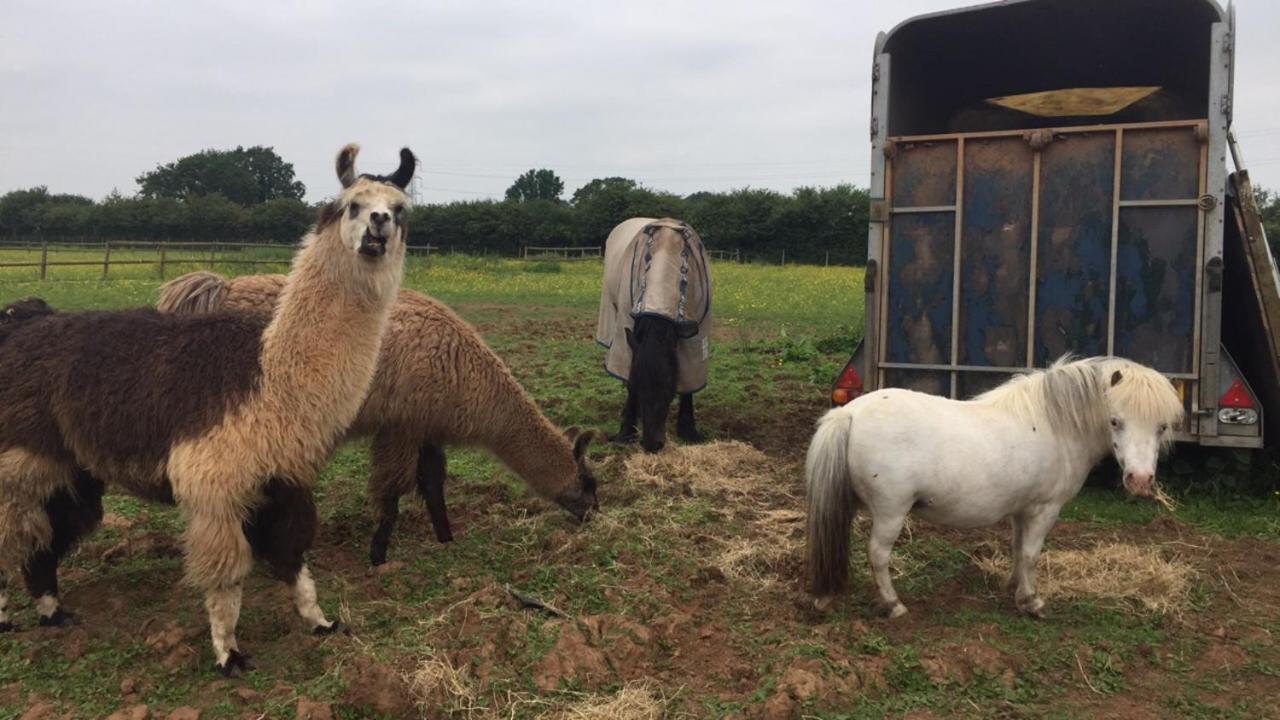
<box><xmin>806</xmin><ymin>356</ymin><xmax>1184</xmax><ymax>618</ymax></box>
<box><xmin>597</xmin><ymin>218</ymin><xmax>712</xmax><ymax>452</ymax></box>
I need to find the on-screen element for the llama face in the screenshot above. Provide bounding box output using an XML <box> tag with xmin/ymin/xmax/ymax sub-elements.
<box><xmin>337</xmin><ymin>180</ymin><xmax>410</xmax><ymax>260</ymax></box>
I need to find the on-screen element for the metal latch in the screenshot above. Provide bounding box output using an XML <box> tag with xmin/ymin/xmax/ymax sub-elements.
<box><xmin>1206</xmin><ymin>255</ymin><xmax>1224</xmax><ymax>292</ymax></box>
<box><xmin>870</xmin><ymin>200</ymin><xmax>890</xmax><ymax>223</ymax></box>
<box><xmin>1198</xmin><ymin>194</ymin><xmax>1218</xmax><ymax>212</ymax></box>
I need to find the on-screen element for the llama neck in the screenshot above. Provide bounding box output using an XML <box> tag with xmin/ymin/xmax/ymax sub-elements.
<box><xmin>258</xmin><ymin>233</ymin><xmax>401</xmax><ymax>474</ymax></box>
<box><xmin>485</xmin><ymin>385</ymin><xmax>577</xmax><ymax>500</ymax></box>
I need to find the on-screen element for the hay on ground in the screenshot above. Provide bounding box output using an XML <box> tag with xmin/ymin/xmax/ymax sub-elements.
<box><xmin>715</xmin><ymin>509</ymin><xmax>804</xmax><ymax>585</ymax></box>
<box><xmin>407</xmin><ymin>650</ymin><xmax>478</xmax><ymax>716</ymax></box>
<box><xmin>973</xmin><ymin>542</ymin><xmax>1194</xmax><ymax>614</ymax></box>
<box><xmin>544</xmin><ymin>683</ymin><xmax>665</xmax><ymax>720</ymax></box>
<box><xmin>619</xmin><ymin>440</ymin><xmax>783</xmax><ymax>498</ymax></box>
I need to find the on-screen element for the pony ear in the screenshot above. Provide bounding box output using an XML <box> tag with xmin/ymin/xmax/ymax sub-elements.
<box><xmin>1111</xmin><ymin>370</ymin><xmax>1124</xmax><ymax>387</ymax></box>
<box><xmin>336</xmin><ymin>143</ymin><xmax>360</xmax><ymax>188</ymax></box>
<box><xmin>573</xmin><ymin>429</ymin><xmax>605</xmax><ymax>461</ymax></box>
<box><xmin>389</xmin><ymin>148</ymin><xmax>417</xmax><ymax>190</ymax></box>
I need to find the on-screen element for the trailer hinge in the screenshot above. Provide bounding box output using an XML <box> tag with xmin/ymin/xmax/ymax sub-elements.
<box><xmin>870</xmin><ymin>199</ymin><xmax>890</xmax><ymax>223</ymax></box>
<box><xmin>1198</xmin><ymin>194</ymin><xmax>1218</xmax><ymax>212</ymax></box>
<box><xmin>872</xmin><ymin>62</ymin><xmax>880</xmax><ymax>82</ymax></box>
<box><xmin>1206</xmin><ymin>255</ymin><xmax>1224</xmax><ymax>292</ymax></box>
<box><xmin>870</xmin><ymin>117</ymin><xmax>879</xmax><ymax>141</ymax></box>
<box><xmin>1220</xmin><ymin>94</ymin><xmax>1233</xmax><ymax>120</ymax></box>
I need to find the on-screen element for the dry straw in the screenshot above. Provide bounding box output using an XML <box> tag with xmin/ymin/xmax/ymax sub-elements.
<box><xmin>544</xmin><ymin>683</ymin><xmax>665</xmax><ymax>720</ymax></box>
<box><xmin>973</xmin><ymin>541</ymin><xmax>1195</xmax><ymax>614</ymax></box>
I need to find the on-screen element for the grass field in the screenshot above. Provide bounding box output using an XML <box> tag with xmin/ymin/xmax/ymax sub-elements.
<box><xmin>1</xmin><ymin>254</ymin><xmax>1279</xmax><ymax>719</ymax></box>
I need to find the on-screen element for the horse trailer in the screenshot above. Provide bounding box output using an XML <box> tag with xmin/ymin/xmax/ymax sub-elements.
<box><xmin>834</xmin><ymin>0</ymin><xmax>1280</xmax><ymax>448</ymax></box>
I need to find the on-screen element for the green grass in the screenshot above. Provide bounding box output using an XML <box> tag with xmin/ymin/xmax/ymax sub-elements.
<box><xmin>1</xmin><ymin>252</ymin><xmax>1279</xmax><ymax>718</ymax></box>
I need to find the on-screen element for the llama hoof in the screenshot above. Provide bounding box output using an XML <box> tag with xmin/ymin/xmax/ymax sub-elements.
<box><xmin>369</xmin><ymin>550</ymin><xmax>388</xmax><ymax>566</ymax></box>
<box><xmin>214</xmin><ymin>649</ymin><xmax>251</xmax><ymax>677</ymax></box>
<box><xmin>612</xmin><ymin>430</ymin><xmax>638</xmax><ymax>445</ymax></box>
<box><xmin>435</xmin><ymin>529</ymin><xmax>454</xmax><ymax>544</ymax></box>
<box><xmin>313</xmin><ymin>620</ymin><xmax>349</xmax><ymax>637</ymax></box>
<box><xmin>37</xmin><ymin>609</ymin><xmax>77</xmax><ymax>628</ymax></box>
<box><xmin>0</xmin><ymin>621</ymin><xmax>13</xmax><ymax>633</ymax></box>
<box><xmin>812</xmin><ymin>595</ymin><xmax>835</xmax><ymax>612</ymax></box>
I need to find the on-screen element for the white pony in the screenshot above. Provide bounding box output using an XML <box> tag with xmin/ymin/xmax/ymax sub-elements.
<box><xmin>806</xmin><ymin>356</ymin><xmax>1184</xmax><ymax>618</ymax></box>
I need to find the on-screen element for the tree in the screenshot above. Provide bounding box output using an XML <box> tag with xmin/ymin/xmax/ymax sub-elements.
<box><xmin>137</xmin><ymin>146</ymin><xmax>305</xmax><ymax>205</ymax></box>
<box><xmin>1257</xmin><ymin>188</ymin><xmax>1280</xmax><ymax>260</ymax></box>
<box><xmin>505</xmin><ymin>169</ymin><xmax>564</xmax><ymax>203</ymax></box>
<box><xmin>0</xmin><ymin>187</ymin><xmax>94</xmax><ymax>234</ymax></box>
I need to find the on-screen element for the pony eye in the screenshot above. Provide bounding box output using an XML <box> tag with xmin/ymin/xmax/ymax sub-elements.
<box><xmin>1158</xmin><ymin>423</ymin><xmax>1168</xmax><ymax>433</ymax></box>
<box><xmin>1110</xmin><ymin>417</ymin><xmax>1121</xmax><ymax>430</ymax></box>
<box><xmin>348</xmin><ymin>202</ymin><xmax>362</xmax><ymax>218</ymax></box>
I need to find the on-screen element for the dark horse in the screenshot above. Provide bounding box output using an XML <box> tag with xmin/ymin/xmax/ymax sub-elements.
<box><xmin>616</xmin><ymin>315</ymin><xmax>703</xmax><ymax>452</ymax></box>
<box><xmin>597</xmin><ymin>217</ymin><xmax>712</xmax><ymax>453</ymax></box>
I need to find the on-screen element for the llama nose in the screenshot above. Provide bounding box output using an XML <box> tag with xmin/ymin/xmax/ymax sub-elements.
<box><xmin>370</xmin><ymin>211</ymin><xmax>390</xmax><ymax>227</ymax></box>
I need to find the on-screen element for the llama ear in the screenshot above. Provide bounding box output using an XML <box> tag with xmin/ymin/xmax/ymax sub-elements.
<box><xmin>1111</xmin><ymin>370</ymin><xmax>1124</xmax><ymax>387</ymax></box>
<box><xmin>336</xmin><ymin>143</ymin><xmax>360</xmax><ymax>188</ymax></box>
<box><xmin>573</xmin><ymin>429</ymin><xmax>605</xmax><ymax>461</ymax></box>
<box><xmin>389</xmin><ymin>148</ymin><xmax>417</xmax><ymax>190</ymax></box>
<box><xmin>564</xmin><ymin>426</ymin><xmax>582</xmax><ymax>442</ymax></box>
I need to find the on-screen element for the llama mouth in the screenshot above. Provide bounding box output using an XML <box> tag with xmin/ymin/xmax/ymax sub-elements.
<box><xmin>358</xmin><ymin>231</ymin><xmax>386</xmax><ymax>258</ymax></box>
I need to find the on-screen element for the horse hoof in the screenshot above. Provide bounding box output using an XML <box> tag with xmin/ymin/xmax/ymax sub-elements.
<box><xmin>38</xmin><ymin>609</ymin><xmax>77</xmax><ymax>628</ymax></box>
<box><xmin>214</xmin><ymin>649</ymin><xmax>251</xmax><ymax>677</ymax></box>
<box><xmin>0</xmin><ymin>621</ymin><xmax>14</xmax><ymax>633</ymax></box>
<box><xmin>314</xmin><ymin>621</ymin><xmax>349</xmax><ymax>637</ymax></box>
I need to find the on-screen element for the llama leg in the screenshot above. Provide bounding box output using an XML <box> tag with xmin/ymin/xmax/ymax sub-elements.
<box><xmin>24</xmin><ymin>469</ymin><xmax>104</xmax><ymax>627</ymax></box>
<box><xmin>245</xmin><ymin>480</ymin><xmax>342</xmax><ymax>634</ymax></box>
<box><xmin>182</xmin><ymin>498</ymin><xmax>253</xmax><ymax>675</ymax></box>
<box><xmin>414</xmin><ymin>443</ymin><xmax>452</xmax><ymax>544</ymax></box>
<box><xmin>1013</xmin><ymin>507</ymin><xmax>1061</xmax><ymax>618</ymax></box>
<box><xmin>0</xmin><ymin>449</ymin><xmax>76</xmax><ymax>631</ymax></box>
<box><xmin>867</xmin><ymin>510</ymin><xmax>909</xmax><ymax>618</ymax></box>
<box><xmin>676</xmin><ymin>393</ymin><xmax>703</xmax><ymax>443</ymax></box>
<box><xmin>614</xmin><ymin>385</ymin><xmax>639</xmax><ymax>444</ymax></box>
<box><xmin>0</xmin><ymin>577</ymin><xmax>10</xmax><ymax>632</ymax></box>
<box><xmin>367</xmin><ymin>432</ymin><xmax>418</xmax><ymax>565</ymax></box>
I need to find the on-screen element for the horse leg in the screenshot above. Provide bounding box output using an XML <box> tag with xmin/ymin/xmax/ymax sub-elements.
<box><xmin>414</xmin><ymin>443</ymin><xmax>453</xmax><ymax>544</ymax></box>
<box><xmin>614</xmin><ymin>384</ymin><xmax>639</xmax><ymax>444</ymax></box>
<box><xmin>245</xmin><ymin>479</ymin><xmax>344</xmax><ymax>636</ymax></box>
<box><xmin>676</xmin><ymin>393</ymin><xmax>704</xmax><ymax>443</ymax></box>
<box><xmin>1006</xmin><ymin>515</ymin><xmax>1025</xmax><ymax>595</ymax></box>
<box><xmin>22</xmin><ymin>469</ymin><xmax>104</xmax><ymax>628</ymax></box>
<box><xmin>1013</xmin><ymin>507</ymin><xmax>1061</xmax><ymax>618</ymax></box>
<box><xmin>867</xmin><ymin>510</ymin><xmax>910</xmax><ymax>618</ymax></box>
<box><xmin>367</xmin><ymin>430</ymin><xmax>417</xmax><ymax>566</ymax></box>
<box><xmin>181</xmin><ymin>494</ymin><xmax>254</xmax><ymax>676</ymax></box>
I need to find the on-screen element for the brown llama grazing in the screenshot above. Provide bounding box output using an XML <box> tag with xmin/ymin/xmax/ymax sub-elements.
<box><xmin>0</xmin><ymin>144</ymin><xmax>413</xmax><ymax>675</ymax></box>
<box><xmin>157</xmin><ymin>272</ymin><xmax>604</xmax><ymax>565</ymax></box>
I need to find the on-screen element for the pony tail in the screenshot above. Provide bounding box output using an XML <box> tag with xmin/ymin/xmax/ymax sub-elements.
<box><xmin>806</xmin><ymin>407</ymin><xmax>858</xmax><ymax>599</ymax></box>
<box><xmin>157</xmin><ymin>271</ymin><xmax>232</xmax><ymax>315</ymax></box>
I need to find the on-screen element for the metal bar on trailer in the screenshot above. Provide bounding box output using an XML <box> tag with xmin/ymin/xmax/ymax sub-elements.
<box><xmin>1192</xmin><ymin>135</ymin><xmax>1209</xmax><ymax>383</ymax></box>
<box><xmin>877</xmin><ymin>361</ymin><xmax>1199</xmax><ymax>380</ymax></box>
<box><xmin>1117</xmin><ymin>199</ymin><xmax>1201</xmax><ymax>207</ymax></box>
<box><xmin>1107</xmin><ymin>128</ymin><xmax>1123</xmax><ymax>356</ymax></box>
<box><xmin>877</xmin><ymin>153</ymin><xmax>894</xmax><ymax>389</ymax></box>
<box><xmin>890</xmin><ymin>205</ymin><xmax>957</xmax><ymax>214</ymax></box>
<box><xmin>1198</xmin><ymin>23</ymin><xmax>1233</xmax><ymax>441</ymax></box>
<box><xmin>950</xmin><ymin>137</ymin><xmax>965</xmax><ymax>398</ymax></box>
<box><xmin>1027</xmin><ymin>150</ymin><xmax>1041</xmax><ymax>368</ymax></box>
<box><xmin>868</xmin><ymin>51</ymin><xmax>891</xmax><ymax>392</ymax></box>
<box><xmin>888</xmin><ymin>119</ymin><xmax>1205</xmax><ymax>144</ymax></box>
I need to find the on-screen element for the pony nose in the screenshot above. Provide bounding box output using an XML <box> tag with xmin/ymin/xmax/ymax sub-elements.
<box><xmin>1123</xmin><ymin>471</ymin><xmax>1155</xmax><ymax>497</ymax></box>
<box><xmin>370</xmin><ymin>211</ymin><xmax>390</xmax><ymax>227</ymax></box>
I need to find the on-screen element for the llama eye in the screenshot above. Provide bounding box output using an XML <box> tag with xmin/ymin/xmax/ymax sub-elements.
<box><xmin>393</xmin><ymin>204</ymin><xmax>405</xmax><ymax>215</ymax></box>
<box><xmin>348</xmin><ymin>202</ymin><xmax>362</xmax><ymax>218</ymax></box>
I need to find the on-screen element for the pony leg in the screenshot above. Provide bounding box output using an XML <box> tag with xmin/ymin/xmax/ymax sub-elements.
<box><xmin>367</xmin><ymin>431</ymin><xmax>418</xmax><ymax>566</ymax></box>
<box><xmin>23</xmin><ymin>469</ymin><xmax>104</xmax><ymax>628</ymax></box>
<box><xmin>1006</xmin><ymin>515</ymin><xmax>1025</xmax><ymax>594</ymax></box>
<box><xmin>244</xmin><ymin>480</ymin><xmax>342</xmax><ymax>635</ymax></box>
<box><xmin>614</xmin><ymin>385</ymin><xmax>639</xmax><ymax>444</ymax></box>
<box><xmin>1013</xmin><ymin>507</ymin><xmax>1061</xmax><ymax>618</ymax></box>
<box><xmin>867</xmin><ymin>511</ymin><xmax>910</xmax><ymax>618</ymax></box>
<box><xmin>676</xmin><ymin>393</ymin><xmax>703</xmax><ymax>443</ymax></box>
<box><xmin>414</xmin><ymin>443</ymin><xmax>452</xmax><ymax>545</ymax></box>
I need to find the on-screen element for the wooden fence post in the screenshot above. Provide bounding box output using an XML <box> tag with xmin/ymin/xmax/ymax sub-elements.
<box><xmin>102</xmin><ymin>241</ymin><xmax>111</xmax><ymax>279</ymax></box>
<box><xmin>159</xmin><ymin>240</ymin><xmax>167</xmax><ymax>279</ymax></box>
<box><xmin>781</xmin><ymin>248</ymin><xmax>786</xmax><ymax>265</ymax></box>
<box><xmin>40</xmin><ymin>238</ymin><xmax>48</xmax><ymax>281</ymax></box>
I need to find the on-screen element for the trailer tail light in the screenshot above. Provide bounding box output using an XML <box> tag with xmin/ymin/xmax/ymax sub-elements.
<box><xmin>1219</xmin><ymin>377</ymin><xmax>1259</xmax><ymax>425</ymax></box>
<box><xmin>831</xmin><ymin>360</ymin><xmax>863</xmax><ymax>406</ymax></box>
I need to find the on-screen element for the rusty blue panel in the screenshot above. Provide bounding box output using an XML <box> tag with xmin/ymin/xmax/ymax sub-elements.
<box><xmin>1113</xmin><ymin>206</ymin><xmax>1198</xmax><ymax>372</ymax></box>
<box><xmin>1035</xmin><ymin>134</ymin><xmax>1115</xmax><ymax>364</ymax></box>
<box><xmin>886</xmin><ymin>212</ymin><xmax>954</xmax><ymax>366</ymax></box>
<box><xmin>1121</xmin><ymin>128</ymin><xmax>1201</xmax><ymax>201</ymax></box>
<box><xmin>891</xmin><ymin>141</ymin><xmax>957</xmax><ymax>207</ymax></box>
<box><xmin>959</xmin><ymin>137</ymin><xmax>1033</xmax><ymax>367</ymax></box>
<box><xmin>884</xmin><ymin>369</ymin><xmax>949</xmax><ymax>396</ymax></box>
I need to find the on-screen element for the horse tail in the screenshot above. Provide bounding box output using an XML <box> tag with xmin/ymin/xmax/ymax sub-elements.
<box><xmin>0</xmin><ymin>297</ymin><xmax>54</xmax><ymax>345</ymax></box>
<box><xmin>156</xmin><ymin>271</ymin><xmax>231</xmax><ymax>315</ymax></box>
<box><xmin>806</xmin><ymin>405</ymin><xmax>859</xmax><ymax>599</ymax></box>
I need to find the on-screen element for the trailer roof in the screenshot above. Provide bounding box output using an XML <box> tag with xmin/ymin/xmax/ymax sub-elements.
<box><xmin>878</xmin><ymin>0</ymin><xmax>1228</xmax><ymax>136</ymax></box>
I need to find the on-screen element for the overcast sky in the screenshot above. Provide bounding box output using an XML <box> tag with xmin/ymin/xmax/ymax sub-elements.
<box><xmin>2</xmin><ymin>0</ymin><xmax>1278</xmax><ymax>205</ymax></box>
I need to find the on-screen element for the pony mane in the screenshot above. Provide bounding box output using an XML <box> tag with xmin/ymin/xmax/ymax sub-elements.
<box><xmin>973</xmin><ymin>356</ymin><xmax>1183</xmax><ymax>443</ymax></box>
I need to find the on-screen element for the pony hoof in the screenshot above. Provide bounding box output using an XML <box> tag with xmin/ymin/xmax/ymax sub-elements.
<box><xmin>884</xmin><ymin>603</ymin><xmax>908</xmax><ymax>619</ymax></box>
<box><xmin>0</xmin><ymin>621</ymin><xmax>14</xmax><ymax>633</ymax></box>
<box><xmin>38</xmin><ymin>609</ymin><xmax>77</xmax><ymax>628</ymax></box>
<box><xmin>314</xmin><ymin>621</ymin><xmax>349</xmax><ymax>637</ymax></box>
<box><xmin>1018</xmin><ymin>597</ymin><xmax>1046</xmax><ymax>619</ymax></box>
<box><xmin>214</xmin><ymin>650</ymin><xmax>251</xmax><ymax>677</ymax></box>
